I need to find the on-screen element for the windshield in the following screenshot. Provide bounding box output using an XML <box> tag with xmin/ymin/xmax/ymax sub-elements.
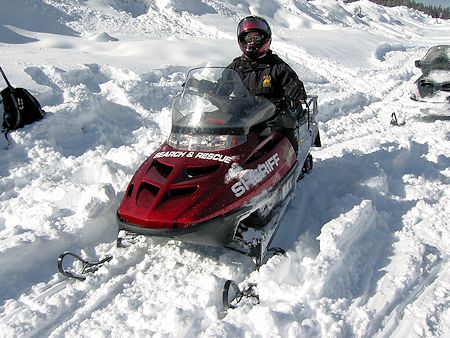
<box><xmin>171</xmin><ymin>67</ymin><xmax>276</xmax><ymax>136</ymax></box>
<box><xmin>420</xmin><ymin>45</ymin><xmax>450</xmax><ymax>72</ymax></box>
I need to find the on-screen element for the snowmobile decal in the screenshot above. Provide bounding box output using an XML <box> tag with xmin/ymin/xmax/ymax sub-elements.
<box><xmin>231</xmin><ymin>153</ymin><xmax>280</xmax><ymax>197</ymax></box>
<box><xmin>194</xmin><ymin>152</ymin><xmax>233</xmax><ymax>163</ymax></box>
<box><xmin>153</xmin><ymin>150</ymin><xmax>233</xmax><ymax>163</ymax></box>
<box><xmin>154</xmin><ymin>150</ymin><xmax>189</xmax><ymax>158</ymax></box>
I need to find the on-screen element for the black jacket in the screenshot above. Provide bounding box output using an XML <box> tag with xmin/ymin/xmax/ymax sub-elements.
<box><xmin>226</xmin><ymin>50</ymin><xmax>307</xmax><ymax>104</ymax></box>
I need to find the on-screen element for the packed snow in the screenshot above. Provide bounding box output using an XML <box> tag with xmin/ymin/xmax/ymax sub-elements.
<box><xmin>1</xmin><ymin>0</ymin><xmax>449</xmax><ymax>337</ymax></box>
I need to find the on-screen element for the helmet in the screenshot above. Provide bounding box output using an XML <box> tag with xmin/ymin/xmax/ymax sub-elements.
<box><xmin>237</xmin><ymin>16</ymin><xmax>272</xmax><ymax>59</ymax></box>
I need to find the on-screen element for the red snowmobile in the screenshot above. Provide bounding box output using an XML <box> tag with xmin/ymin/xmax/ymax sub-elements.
<box><xmin>58</xmin><ymin>67</ymin><xmax>321</xmax><ymax>309</ymax></box>
<box><xmin>57</xmin><ymin>67</ymin><xmax>321</xmax><ymax>287</ymax></box>
<box><xmin>116</xmin><ymin>67</ymin><xmax>321</xmax><ymax>265</ymax></box>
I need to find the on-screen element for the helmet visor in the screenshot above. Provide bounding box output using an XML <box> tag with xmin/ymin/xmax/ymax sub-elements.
<box><xmin>242</xmin><ymin>32</ymin><xmax>264</xmax><ymax>44</ymax></box>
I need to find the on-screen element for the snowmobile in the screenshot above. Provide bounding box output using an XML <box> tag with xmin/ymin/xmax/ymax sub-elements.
<box><xmin>116</xmin><ymin>66</ymin><xmax>321</xmax><ymax>266</ymax></box>
<box><xmin>410</xmin><ymin>45</ymin><xmax>450</xmax><ymax>103</ymax></box>
<box><xmin>58</xmin><ymin>67</ymin><xmax>321</xmax><ymax>307</ymax></box>
<box><xmin>391</xmin><ymin>45</ymin><xmax>450</xmax><ymax>125</ymax></box>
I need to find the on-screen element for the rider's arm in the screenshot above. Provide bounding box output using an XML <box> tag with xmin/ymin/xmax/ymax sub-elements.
<box><xmin>278</xmin><ymin>62</ymin><xmax>307</xmax><ymax>107</ymax></box>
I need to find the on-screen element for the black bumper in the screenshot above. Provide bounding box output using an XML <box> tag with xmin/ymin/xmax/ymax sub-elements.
<box><xmin>116</xmin><ymin>206</ymin><xmax>252</xmax><ymax>248</ymax></box>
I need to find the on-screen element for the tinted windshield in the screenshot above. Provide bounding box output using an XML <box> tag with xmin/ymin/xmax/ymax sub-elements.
<box><xmin>421</xmin><ymin>45</ymin><xmax>450</xmax><ymax>72</ymax></box>
<box><xmin>172</xmin><ymin>67</ymin><xmax>276</xmax><ymax>135</ymax></box>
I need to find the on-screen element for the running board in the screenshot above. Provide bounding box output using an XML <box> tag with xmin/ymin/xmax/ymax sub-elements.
<box><xmin>226</xmin><ymin>190</ymin><xmax>293</xmax><ymax>268</ymax></box>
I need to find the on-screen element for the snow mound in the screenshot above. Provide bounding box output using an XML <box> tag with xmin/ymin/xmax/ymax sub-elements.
<box><xmin>87</xmin><ymin>32</ymin><xmax>119</xmax><ymax>42</ymax></box>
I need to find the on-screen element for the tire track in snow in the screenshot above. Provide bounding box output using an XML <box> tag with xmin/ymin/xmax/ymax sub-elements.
<box><xmin>0</xmin><ymin>240</ymin><xmax>158</xmax><ymax>337</ymax></box>
<box><xmin>0</xmin><ymin>238</ymin><xmax>249</xmax><ymax>337</ymax></box>
<box><xmin>49</xmin><ymin>243</ymin><xmax>248</xmax><ymax>337</ymax></box>
<box><xmin>303</xmin><ymin>47</ymin><xmax>419</xmax><ymax>152</ymax></box>
<box><xmin>41</xmin><ymin>247</ymin><xmax>155</xmax><ymax>337</ymax></box>
<box><xmin>229</xmin><ymin>201</ymin><xmax>390</xmax><ymax>337</ymax></box>
<box><xmin>371</xmin><ymin>251</ymin><xmax>448</xmax><ymax>338</ymax></box>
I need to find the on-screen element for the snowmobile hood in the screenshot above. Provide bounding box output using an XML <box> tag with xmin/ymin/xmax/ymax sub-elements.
<box><xmin>116</xmin><ymin>134</ymin><xmax>295</xmax><ymax>230</ymax></box>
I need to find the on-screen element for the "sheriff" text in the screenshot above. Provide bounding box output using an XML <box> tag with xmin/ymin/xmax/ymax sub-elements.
<box><xmin>231</xmin><ymin>153</ymin><xmax>280</xmax><ymax>197</ymax></box>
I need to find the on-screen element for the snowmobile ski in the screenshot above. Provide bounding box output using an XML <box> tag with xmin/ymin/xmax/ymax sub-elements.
<box><xmin>222</xmin><ymin>280</ymin><xmax>259</xmax><ymax>309</ymax></box>
<box><xmin>57</xmin><ymin>251</ymin><xmax>112</xmax><ymax>281</ymax></box>
<box><xmin>390</xmin><ymin>112</ymin><xmax>405</xmax><ymax>126</ymax></box>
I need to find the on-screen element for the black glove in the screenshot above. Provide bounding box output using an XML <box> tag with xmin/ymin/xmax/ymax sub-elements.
<box><xmin>267</xmin><ymin>111</ymin><xmax>297</xmax><ymax>129</ymax></box>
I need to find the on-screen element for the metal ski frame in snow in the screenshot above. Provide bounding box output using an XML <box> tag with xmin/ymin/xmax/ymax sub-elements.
<box><xmin>223</xmin><ymin>280</ymin><xmax>259</xmax><ymax>309</ymax></box>
<box><xmin>57</xmin><ymin>252</ymin><xmax>112</xmax><ymax>281</ymax></box>
<box><xmin>390</xmin><ymin>112</ymin><xmax>406</xmax><ymax>126</ymax></box>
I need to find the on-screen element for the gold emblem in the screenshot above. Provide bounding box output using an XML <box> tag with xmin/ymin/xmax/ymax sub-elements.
<box><xmin>262</xmin><ymin>75</ymin><xmax>272</xmax><ymax>88</ymax></box>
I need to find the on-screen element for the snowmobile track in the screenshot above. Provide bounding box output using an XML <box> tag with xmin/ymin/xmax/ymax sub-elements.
<box><xmin>371</xmin><ymin>251</ymin><xmax>448</xmax><ymax>338</ymax></box>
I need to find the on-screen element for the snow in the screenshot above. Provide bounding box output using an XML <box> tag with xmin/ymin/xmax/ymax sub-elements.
<box><xmin>428</xmin><ymin>70</ymin><xmax>450</xmax><ymax>83</ymax></box>
<box><xmin>1</xmin><ymin>0</ymin><xmax>449</xmax><ymax>337</ymax></box>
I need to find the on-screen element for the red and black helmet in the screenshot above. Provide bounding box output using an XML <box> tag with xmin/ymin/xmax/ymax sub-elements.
<box><xmin>237</xmin><ymin>16</ymin><xmax>272</xmax><ymax>59</ymax></box>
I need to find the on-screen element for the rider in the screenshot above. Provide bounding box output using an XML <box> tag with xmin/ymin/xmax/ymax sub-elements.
<box><xmin>227</xmin><ymin>16</ymin><xmax>307</xmax><ymax>152</ymax></box>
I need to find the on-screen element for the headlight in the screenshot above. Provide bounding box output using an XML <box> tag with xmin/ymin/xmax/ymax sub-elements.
<box><xmin>168</xmin><ymin>133</ymin><xmax>246</xmax><ymax>151</ymax></box>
